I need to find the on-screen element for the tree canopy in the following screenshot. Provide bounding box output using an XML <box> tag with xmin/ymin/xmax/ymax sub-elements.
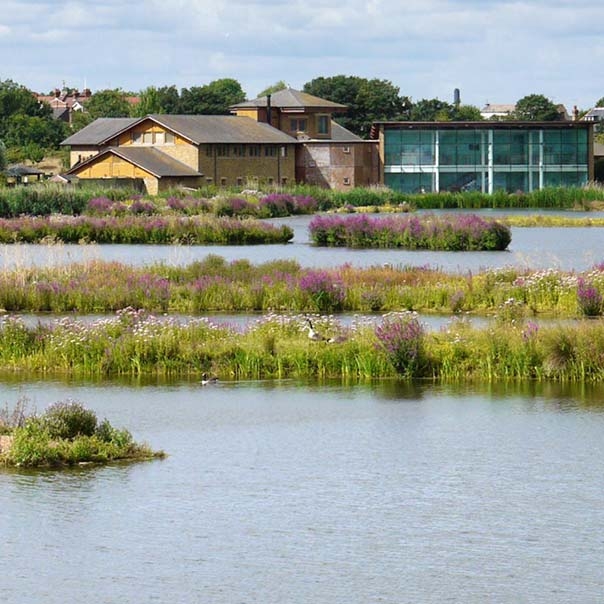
<box><xmin>257</xmin><ymin>81</ymin><xmax>288</xmax><ymax>98</ymax></box>
<box><xmin>0</xmin><ymin>79</ymin><xmax>67</xmax><ymax>161</ymax></box>
<box><xmin>513</xmin><ymin>94</ymin><xmax>560</xmax><ymax>121</ymax></box>
<box><xmin>179</xmin><ymin>79</ymin><xmax>246</xmax><ymax>115</ymax></box>
<box><xmin>84</xmin><ymin>89</ymin><xmax>133</xmax><ymax>119</ymax></box>
<box><xmin>303</xmin><ymin>75</ymin><xmax>410</xmax><ymax>138</ymax></box>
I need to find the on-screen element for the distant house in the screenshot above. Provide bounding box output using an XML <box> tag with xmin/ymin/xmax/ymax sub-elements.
<box><xmin>3</xmin><ymin>164</ymin><xmax>45</xmax><ymax>186</ymax></box>
<box><xmin>61</xmin><ymin>88</ymin><xmax>379</xmax><ymax>193</ymax></box>
<box><xmin>231</xmin><ymin>88</ymin><xmax>379</xmax><ymax>189</ymax></box>
<box><xmin>480</xmin><ymin>103</ymin><xmax>516</xmax><ymax>120</ymax></box>
<box><xmin>582</xmin><ymin>107</ymin><xmax>604</xmax><ymax>124</ymax></box>
<box><xmin>61</xmin><ymin>115</ymin><xmax>297</xmax><ymax>194</ymax></box>
<box><xmin>36</xmin><ymin>88</ymin><xmax>92</xmax><ymax>124</ymax></box>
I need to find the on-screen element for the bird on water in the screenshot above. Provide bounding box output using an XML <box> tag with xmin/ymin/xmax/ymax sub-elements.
<box><xmin>201</xmin><ymin>372</ymin><xmax>218</xmax><ymax>385</ymax></box>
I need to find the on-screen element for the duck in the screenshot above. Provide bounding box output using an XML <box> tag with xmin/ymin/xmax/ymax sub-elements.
<box><xmin>304</xmin><ymin>317</ymin><xmax>329</xmax><ymax>342</ymax></box>
<box><xmin>201</xmin><ymin>372</ymin><xmax>218</xmax><ymax>386</ymax></box>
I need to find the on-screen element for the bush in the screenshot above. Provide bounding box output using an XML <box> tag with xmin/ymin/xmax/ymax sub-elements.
<box><xmin>40</xmin><ymin>400</ymin><xmax>98</xmax><ymax>439</ymax></box>
<box><xmin>375</xmin><ymin>312</ymin><xmax>425</xmax><ymax>376</ymax></box>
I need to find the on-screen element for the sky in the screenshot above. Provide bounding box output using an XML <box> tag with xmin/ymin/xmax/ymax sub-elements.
<box><xmin>1</xmin><ymin>0</ymin><xmax>602</xmax><ymax>111</ymax></box>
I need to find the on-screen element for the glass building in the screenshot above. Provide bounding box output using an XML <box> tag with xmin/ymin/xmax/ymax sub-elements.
<box><xmin>375</xmin><ymin>122</ymin><xmax>594</xmax><ymax>193</ymax></box>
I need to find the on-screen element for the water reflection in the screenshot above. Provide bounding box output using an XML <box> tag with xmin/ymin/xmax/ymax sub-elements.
<box><xmin>2</xmin><ymin>378</ymin><xmax>604</xmax><ymax>603</ymax></box>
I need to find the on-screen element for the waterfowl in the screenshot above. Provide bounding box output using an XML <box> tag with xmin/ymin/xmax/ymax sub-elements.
<box><xmin>201</xmin><ymin>372</ymin><xmax>218</xmax><ymax>385</ymax></box>
<box><xmin>305</xmin><ymin>318</ymin><xmax>328</xmax><ymax>342</ymax></box>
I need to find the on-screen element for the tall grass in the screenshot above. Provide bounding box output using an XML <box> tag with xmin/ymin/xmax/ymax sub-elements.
<box><xmin>0</xmin><ymin>258</ymin><xmax>603</xmax><ymax>316</ymax></box>
<box><xmin>1</xmin><ymin>183</ymin><xmax>603</xmax><ymax>218</ymax></box>
<box><xmin>1</xmin><ymin>310</ymin><xmax>604</xmax><ymax>382</ymax></box>
<box><xmin>0</xmin><ymin>215</ymin><xmax>293</xmax><ymax>244</ymax></box>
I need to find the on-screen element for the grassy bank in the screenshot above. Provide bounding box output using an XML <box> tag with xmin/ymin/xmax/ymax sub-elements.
<box><xmin>0</xmin><ymin>310</ymin><xmax>604</xmax><ymax>382</ymax></box>
<box><xmin>0</xmin><ymin>256</ymin><xmax>602</xmax><ymax>317</ymax></box>
<box><xmin>1</xmin><ymin>183</ymin><xmax>603</xmax><ymax>218</ymax></box>
<box><xmin>0</xmin><ymin>399</ymin><xmax>164</xmax><ymax>468</ymax></box>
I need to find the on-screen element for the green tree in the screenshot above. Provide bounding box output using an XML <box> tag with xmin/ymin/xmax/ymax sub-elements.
<box><xmin>4</xmin><ymin>114</ymin><xmax>68</xmax><ymax>149</ymax></box>
<box><xmin>155</xmin><ymin>85</ymin><xmax>181</xmax><ymax>114</ymax></box>
<box><xmin>70</xmin><ymin>111</ymin><xmax>94</xmax><ymax>132</ymax></box>
<box><xmin>595</xmin><ymin>97</ymin><xmax>604</xmax><ymax>108</ymax></box>
<box><xmin>180</xmin><ymin>78</ymin><xmax>245</xmax><ymax>114</ymax></box>
<box><xmin>0</xmin><ymin>139</ymin><xmax>6</xmax><ymax>171</ymax></box>
<box><xmin>257</xmin><ymin>81</ymin><xmax>288</xmax><ymax>98</ymax></box>
<box><xmin>303</xmin><ymin>75</ymin><xmax>410</xmax><ymax>138</ymax></box>
<box><xmin>452</xmin><ymin>104</ymin><xmax>484</xmax><ymax>121</ymax></box>
<box><xmin>132</xmin><ymin>86</ymin><xmax>165</xmax><ymax>117</ymax></box>
<box><xmin>513</xmin><ymin>94</ymin><xmax>559</xmax><ymax>121</ymax></box>
<box><xmin>84</xmin><ymin>89</ymin><xmax>132</xmax><ymax>119</ymax></box>
<box><xmin>410</xmin><ymin>98</ymin><xmax>455</xmax><ymax>121</ymax></box>
<box><xmin>0</xmin><ymin>79</ymin><xmax>46</xmax><ymax>121</ymax></box>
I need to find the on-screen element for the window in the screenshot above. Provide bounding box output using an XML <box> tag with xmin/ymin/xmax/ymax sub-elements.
<box><xmin>343</xmin><ymin>177</ymin><xmax>351</xmax><ymax>186</ymax></box>
<box><xmin>233</xmin><ymin>145</ymin><xmax>246</xmax><ymax>157</ymax></box>
<box><xmin>132</xmin><ymin>132</ymin><xmax>142</xmax><ymax>144</ymax></box>
<box><xmin>264</xmin><ymin>146</ymin><xmax>277</xmax><ymax>157</ymax></box>
<box><xmin>317</xmin><ymin>115</ymin><xmax>329</xmax><ymax>135</ymax></box>
<box><xmin>205</xmin><ymin>177</ymin><xmax>213</xmax><ymax>183</ymax></box>
<box><xmin>206</xmin><ymin>145</ymin><xmax>213</xmax><ymax>157</ymax></box>
<box><xmin>217</xmin><ymin>145</ymin><xmax>230</xmax><ymax>157</ymax></box>
<box><xmin>281</xmin><ymin>147</ymin><xmax>288</xmax><ymax>157</ymax></box>
<box><xmin>289</xmin><ymin>118</ymin><xmax>307</xmax><ymax>133</ymax></box>
<box><xmin>165</xmin><ymin>132</ymin><xmax>175</xmax><ymax>144</ymax></box>
<box><xmin>143</xmin><ymin>132</ymin><xmax>153</xmax><ymax>144</ymax></box>
<box><xmin>221</xmin><ymin>177</ymin><xmax>227</xmax><ymax>185</ymax></box>
<box><xmin>236</xmin><ymin>177</ymin><xmax>243</xmax><ymax>186</ymax></box>
<box><xmin>343</xmin><ymin>146</ymin><xmax>350</xmax><ymax>154</ymax></box>
<box><xmin>249</xmin><ymin>145</ymin><xmax>261</xmax><ymax>157</ymax></box>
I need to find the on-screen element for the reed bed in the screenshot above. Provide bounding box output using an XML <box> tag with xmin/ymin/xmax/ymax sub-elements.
<box><xmin>0</xmin><ymin>257</ymin><xmax>603</xmax><ymax>317</ymax></box>
<box><xmin>1</xmin><ymin>309</ymin><xmax>604</xmax><ymax>383</ymax></box>
<box><xmin>1</xmin><ymin>184</ymin><xmax>603</xmax><ymax>219</ymax></box>
<box><xmin>0</xmin><ymin>215</ymin><xmax>293</xmax><ymax>245</ymax></box>
<box><xmin>309</xmin><ymin>213</ymin><xmax>511</xmax><ymax>250</ymax></box>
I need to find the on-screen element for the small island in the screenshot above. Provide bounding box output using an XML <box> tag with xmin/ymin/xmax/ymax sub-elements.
<box><xmin>0</xmin><ymin>399</ymin><xmax>164</xmax><ymax>468</ymax></box>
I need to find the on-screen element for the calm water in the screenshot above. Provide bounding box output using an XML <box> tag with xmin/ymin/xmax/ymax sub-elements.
<box><xmin>1</xmin><ymin>212</ymin><xmax>604</xmax><ymax>272</ymax></box>
<box><xmin>1</xmin><ymin>378</ymin><xmax>604</xmax><ymax>603</ymax></box>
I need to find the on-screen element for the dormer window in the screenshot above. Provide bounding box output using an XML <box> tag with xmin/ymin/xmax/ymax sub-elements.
<box><xmin>290</xmin><ymin>118</ymin><xmax>307</xmax><ymax>133</ymax></box>
<box><xmin>317</xmin><ymin>115</ymin><xmax>329</xmax><ymax>135</ymax></box>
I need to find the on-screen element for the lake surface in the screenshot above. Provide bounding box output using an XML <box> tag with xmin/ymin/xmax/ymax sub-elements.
<box><xmin>1</xmin><ymin>211</ymin><xmax>604</xmax><ymax>272</ymax></box>
<box><xmin>1</xmin><ymin>378</ymin><xmax>604</xmax><ymax>604</ymax></box>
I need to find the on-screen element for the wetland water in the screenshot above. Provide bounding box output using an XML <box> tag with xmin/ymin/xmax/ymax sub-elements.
<box><xmin>1</xmin><ymin>210</ymin><xmax>604</xmax><ymax>603</ymax></box>
<box><xmin>1</xmin><ymin>379</ymin><xmax>604</xmax><ymax>604</ymax></box>
<box><xmin>2</xmin><ymin>213</ymin><xmax>604</xmax><ymax>272</ymax></box>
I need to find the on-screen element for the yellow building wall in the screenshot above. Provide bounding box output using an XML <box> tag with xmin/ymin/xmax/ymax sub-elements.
<box><xmin>198</xmin><ymin>144</ymin><xmax>296</xmax><ymax>186</ymax></box>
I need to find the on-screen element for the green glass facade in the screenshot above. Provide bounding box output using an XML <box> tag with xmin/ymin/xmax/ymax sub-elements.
<box><xmin>382</xmin><ymin>124</ymin><xmax>591</xmax><ymax>193</ymax></box>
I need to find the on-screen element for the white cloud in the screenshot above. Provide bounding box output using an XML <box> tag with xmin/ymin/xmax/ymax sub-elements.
<box><xmin>1</xmin><ymin>0</ymin><xmax>602</xmax><ymax>108</ymax></box>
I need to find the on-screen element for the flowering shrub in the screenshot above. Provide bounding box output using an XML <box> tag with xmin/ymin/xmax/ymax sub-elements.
<box><xmin>309</xmin><ymin>213</ymin><xmax>511</xmax><ymax>251</ymax></box>
<box><xmin>577</xmin><ymin>278</ymin><xmax>603</xmax><ymax>317</ymax></box>
<box><xmin>374</xmin><ymin>312</ymin><xmax>425</xmax><ymax>376</ymax></box>
<box><xmin>299</xmin><ymin>270</ymin><xmax>345</xmax><ymax>312</ymax></box>
<box><xmin>258</xmin><ymin>194</ymin><xmax>318</xmax><ymax>217</ymax></box>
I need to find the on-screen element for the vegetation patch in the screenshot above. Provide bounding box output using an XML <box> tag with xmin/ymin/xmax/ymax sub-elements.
<box><xmin>309</xmin><ymin>213</ymin><xmax>511</xmax><ymax>250</ymax></box>
<box><xmin>1</xmin><ymin>258</ymin><xmax>604</xmax><ymax>316</ymax></box>
<box><xmin>0</xmin><ymin>215</ymin><xmax>293</xmax><ymax>244</ymax></box>
<box><xmin>0</xmin><ymin>398</ymin><xmax>164</xmax><ymax>468</ymax></box>
<box><xmin>0</xmin><ymin>310</ymin><xmax>603</xmax><ymax>383</ymax></box>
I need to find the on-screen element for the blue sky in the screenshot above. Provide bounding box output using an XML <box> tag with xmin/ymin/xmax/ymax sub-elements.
<box><xmin>1</xmin><ymin>0</ymin><xmax>602</xmax><ymax>110</ymax></box>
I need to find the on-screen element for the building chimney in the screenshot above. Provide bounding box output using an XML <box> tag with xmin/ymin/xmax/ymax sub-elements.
<box><xmin>266</xmin><ymin>94</ymin><xmax>272</xmax><ymax>126</ymax></box>
<box><xmin>573</xmin><ymin>105</ymin><xmax>579</xmax><ymax>121</ymax></box>
<box><xmin>454</xmin><ymin>88</ymin><xmax>461</xmax><ymax>107</ymax></box>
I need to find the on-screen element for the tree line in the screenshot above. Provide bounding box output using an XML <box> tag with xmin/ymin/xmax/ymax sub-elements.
<box><xmin>1</xmin><ymin>75</ymin><xmax>602</xmax><ymax>169</ymax></box>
